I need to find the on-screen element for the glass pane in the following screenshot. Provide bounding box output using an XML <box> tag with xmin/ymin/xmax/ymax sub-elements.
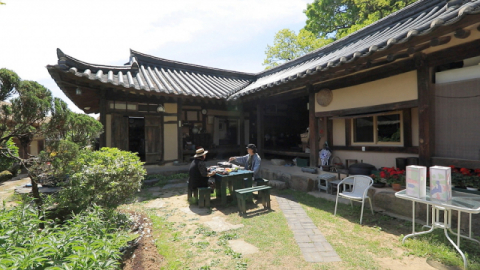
<box><xmin>353</xmin><ymin>117</ymin><xmax>374</xmax><ymax>142</ymax></box>
<box><xmin>377</xmin><ymin>114</ymin><xmax>401</xmax><ymax>142</ymax></box>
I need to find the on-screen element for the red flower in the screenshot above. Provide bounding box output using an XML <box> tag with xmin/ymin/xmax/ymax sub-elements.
<box><xmin>380</xmin><ymin>171</ymin><xmax>386</xmax><ymax>178</ymax></box>
<box><xmin>449</xmin><ymin>165</ymin><xmax>456</xmax><ymax>169</ymax></box>
<box><xmin>474</xmin><ymin>169</ymin><xmax>480</xmax><ymax>174</ymax></box>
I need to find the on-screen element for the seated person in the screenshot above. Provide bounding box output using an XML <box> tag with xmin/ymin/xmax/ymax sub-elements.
<box><xmin>229</xmin><ymin>144</ymin><xmax>262</xmax><ymax>182</ymax></box>
<box><xmin>189</xmin><ymin>148</ymin><xmax>216</xmax><ymax>193</ymax></box>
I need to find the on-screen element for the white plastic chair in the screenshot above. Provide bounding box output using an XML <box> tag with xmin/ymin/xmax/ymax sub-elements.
<box><xmin>334</xmin><ymin>175</ymin><xmax>374</xmax><ymax>225</ymax></box>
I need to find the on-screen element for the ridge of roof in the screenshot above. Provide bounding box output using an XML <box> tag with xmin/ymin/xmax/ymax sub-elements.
<box><xmin>257</xmin><ymin>0</ymin><xmax>444</xmax><ymax>77</ymax></box>
<box><xmin>130</xmin><ymin>49</ymin><xmax>256</xmax><ymax>79</ymax></box>
<box><xmin>56</xmin><ymin>48</ymin><xmax>133</xmax><ymax>72</ymax></box>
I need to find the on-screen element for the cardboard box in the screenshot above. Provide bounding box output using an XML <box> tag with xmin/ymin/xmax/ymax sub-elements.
<box><xmin>429</xmin><ymin>166</ymin><xmax>452</xmax><ymax>201</ymax></box>
<box><xmin>406</xmin><ymin>165</ymin><xmax>427</xmax><ymax>198</ymax></box>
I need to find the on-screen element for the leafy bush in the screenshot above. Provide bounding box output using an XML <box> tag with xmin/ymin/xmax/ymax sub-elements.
<box><xmin>0</xmin><ymin>138</ymin><xmax>18</xmax><ymax>172</ymax></box>
<box><xmin>0</xmin><ymin>170</ymin><xmax>12</xmax><ymax>182</ymax></box>
<box><xmin>55</xmin><ymin>147</ymin><xmax>146</xmax><ymax>212</ymax></box>
<box><xmin>0</xmin><ymin>202</ymin><xmax>133</xmax><ymax>269</ymax></box>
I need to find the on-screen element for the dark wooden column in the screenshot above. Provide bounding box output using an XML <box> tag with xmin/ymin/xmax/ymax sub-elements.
<box><xmin>256</xmin><ymin>102</ymin><xmax>264</xmax><ymax>158</ymax></box>
<box><xmin>177</xmin><ymin>99</ymin><xmax>183</xmax><ymax>162</ymax></box>
<box><xmin>309</xmin><ymin>88</ymin><xmax>319</xmax><ymax>167</ymax></box>
<box><xmin>99</xmin><ymin>89</ymin><xmax>107</xmax><ymax>148</ymax></box>
<box><xmin>402</xmin><ymin>108</ymin><xmax>412</xmax><ymax>148</ymax></box>
<box><xmin>416</xmin><ymin>54</ymin><xmax>434</xmax><ymax>166</ymax></box>
<box><xmin>239</xmin><ymin>104</ymin><xmax>245</xmax><ymax>155</ymax></box>
<box><xmin>326</xmin><ymin>117</ymin><xmax>333</xmax><ymax>149</ymax></box>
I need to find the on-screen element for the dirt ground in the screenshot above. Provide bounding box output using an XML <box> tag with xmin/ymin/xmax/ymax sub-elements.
<box><xmin>0</xmin><ymin>177</ymin><xmax>455</xmax><ymax>269</ymax></box>
<box><xmin>122</xmin><ymin>182</ymin><xmax>451</xmax><ymax>270</ymax></box>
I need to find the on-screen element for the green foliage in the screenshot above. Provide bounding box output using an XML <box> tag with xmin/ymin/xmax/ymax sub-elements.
<box><xmin>0</xmin><ymin>170</ymin><xmax>12</xmax><ymax>182</ymax></box>
<box><xmin>263</xmin><ymin>28</ymin><xmax>332</xmax><ymax>69</ymax></box>
<box><xmin>0</xmin><ymin>68</ymin><xmax>20</xmax><ymax>100</ymax></box>
<box><xmin>0</xmin><ymin>202</ymin><xmax>132</xmax><ymax>269</ymax></box>
<box><xmin>55</xmin><ymin>147</ymin><xmax>146</xmax><ymax>212</ymax></box>
<box><xmin>304</xmin><ymin>0</ymin><xmax>417</xmax><ymax>39</ymax></box>
<box><xmin>0</xmin><ymin>138</ymin><xmax>18</xmax><ymax>172</ymax></box>
<box><xmin>65</xmin><ymin>113</ymin><xmax>103</xmax><ymax>149</ymax></box>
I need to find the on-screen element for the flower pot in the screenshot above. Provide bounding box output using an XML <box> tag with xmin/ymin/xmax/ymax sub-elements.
<box><xmin>372</xmin><ymin>182</ymin><xmax>386</xmax><ymax>188</ymax></box>
<box><xmin>392</xmin><ymin>183</ymin><xmax>402</xmax><ymax>191</ymax></box>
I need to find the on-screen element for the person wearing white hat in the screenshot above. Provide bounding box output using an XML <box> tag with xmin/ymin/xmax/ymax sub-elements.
<box><xmin>188</xmin><ymin>148</ymin><xmax>216</xmax><ymax>192</ymax></box>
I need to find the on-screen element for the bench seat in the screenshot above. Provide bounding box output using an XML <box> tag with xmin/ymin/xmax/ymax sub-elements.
<box><xmin>235</xmin><ymin>185</ymin><xmax>272</xmax><ymax>215</ymax></box>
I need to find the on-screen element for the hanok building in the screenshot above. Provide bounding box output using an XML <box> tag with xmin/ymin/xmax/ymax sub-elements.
<box><xmin>48</xmin><ymin>0</ymin><xmax>480</xmax><ymax>169</ymax></box>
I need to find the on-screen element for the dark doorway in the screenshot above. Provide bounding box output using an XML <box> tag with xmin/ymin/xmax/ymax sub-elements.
<box><xmin>128</xmin><ymin>117</ymin><xmax>145</xmax><ymax>161</ymax></box>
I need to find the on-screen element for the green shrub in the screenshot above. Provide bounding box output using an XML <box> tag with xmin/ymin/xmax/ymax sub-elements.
<box><xmin>0</xmin><ymin>138</ymin><xmax>19</xmax><ymax>172</ymax></box>
<box><xmin>0</xmin><ymin>170</ymin><xmax>12</xmax><ymax>182</ymax></box>
<box><xmin>0</xmin><ymin>201</ymin><xmax>133</xmax><ymax>269</ymax></box>
<box><xmin>55</xmin><ymin>147</ymin><xmax>146</xmax><ymax>212</ymax></box>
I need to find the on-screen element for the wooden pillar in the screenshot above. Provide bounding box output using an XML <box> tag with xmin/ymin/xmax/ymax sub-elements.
<box><xmin>326</xmin><ymin>117</ymin><xmax>333</xmax><ymax>149</ymax></box>
<box><xmin>99</xmin><ymin>89</ymin><xmax>107</xmax><ymax>148</ymax></box>
<box><xmin>402</xmin><ymin>108</ymin><xmax>412</xmax><ymax>148</ymax></box>
<box><xmin>417</xmin><ymin>54</ymin><xmax>434</xmax><ymax>166</ymax></box>
<box><xmin>256</xmin><ymin>102</ymin><xmax>264</xmax><ymax>158</ymax></box>
<box><xmin>309</xmin><ymin>88</ymin><xmax>319</xmax><ymax>167</ymax></box>
<box><xmin>239</xmin><ymin>104</ymin><xmax>245</xmax><ymax>155</ymax></box>
<box><xmin>177</xmin><ymin>99</ymin><xmax>183</xmax><ymax>162</ymax></box>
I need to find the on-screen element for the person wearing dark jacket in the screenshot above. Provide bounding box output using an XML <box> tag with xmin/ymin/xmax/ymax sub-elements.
<box><xmin>188</xmin><ymin>148</ymin><xmax>215</xmax><ymax>192</ymax></box>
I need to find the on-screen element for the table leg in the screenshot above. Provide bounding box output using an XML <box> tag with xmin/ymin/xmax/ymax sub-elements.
<box><xmin>221</xmin><ymin>179</ymin><xmax>227</xmax><ymax>206</ymax></box>
<box><xmin>402</xmin><ymin>203</ymin><xmax>435</xmax><ymax>244</ymax></box>
<box><xmin>441</xmin><ymin>209</ymin><xmax>467</xmax><ymax>270</ymax></box>
<box><xmin>412</xmin><ymin>201</ymin><xmax>416</xmax><ymax>235</ymax></box>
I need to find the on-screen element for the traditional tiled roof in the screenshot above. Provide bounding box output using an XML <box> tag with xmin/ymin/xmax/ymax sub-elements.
<box><xmin>49</xmin><ymin>49</ymin><xmax>255</xmax><ymax>100</ymax></box>
<box><xmin>228</xmin><ymin>0</ymin><xmax>480</xmax><ymax>100</ymax></box>
<box><xmin>48</xmin><ymin>0</ymin><xmax>480</xmax><ymax>102</ymax></box>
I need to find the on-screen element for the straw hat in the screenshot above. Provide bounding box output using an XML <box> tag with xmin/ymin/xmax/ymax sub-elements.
<box><xmin>193</xmin><ymin>148</ymin><xmax>209</xmax><ymax>158</ymax></box>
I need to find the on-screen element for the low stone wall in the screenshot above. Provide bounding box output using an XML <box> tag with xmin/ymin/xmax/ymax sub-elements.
<box><xmin>261</xmin><ymin>167</ymin><xmax>480</xmax><ymax>235</ymax></box>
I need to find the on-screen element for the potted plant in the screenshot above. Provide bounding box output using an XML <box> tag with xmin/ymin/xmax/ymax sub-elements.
<box><xmin>370</xmin><ymin>173</ymin><xmax>385</xmax><ymax>188</ymax></box>
<box><xmin>380</xmin><ymin>167</ymin><xmax>406</xmax><ymax>191</ymax></box>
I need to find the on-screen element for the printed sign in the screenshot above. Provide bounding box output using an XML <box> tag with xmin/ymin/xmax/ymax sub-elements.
<box><xmin>429</xmin><ymin>166</ymin><xmax>452</xmax><ymax>201</ymax></box>
<box><xmin>406</xmin><ymin>165</ymin><xmax>427</xmax><ymax>198</ymax></box>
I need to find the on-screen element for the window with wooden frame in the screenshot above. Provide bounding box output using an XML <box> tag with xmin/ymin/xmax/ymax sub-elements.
<box><xmin>351</xmin><ymin>111</ymin><xmax>403</xmax><ymax>146</ymax></box>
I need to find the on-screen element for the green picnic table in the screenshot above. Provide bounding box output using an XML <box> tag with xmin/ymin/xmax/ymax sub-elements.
<box><xmin>214</xmin><ymin>169</ymin><xmax>253</xmax><ymax>206</ymax></box>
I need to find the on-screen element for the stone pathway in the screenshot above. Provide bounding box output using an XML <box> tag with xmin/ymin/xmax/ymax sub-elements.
<box><xmin>276</xmin><ymin>196</ymin><xmax>341</xmax><ymax>263</ymax></box>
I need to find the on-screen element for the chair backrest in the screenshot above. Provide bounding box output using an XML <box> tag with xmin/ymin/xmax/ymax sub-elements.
<box><xmin>343</xmin><ymin>175</ymin><xmax>373</xmax><ymax>196</ymax></box>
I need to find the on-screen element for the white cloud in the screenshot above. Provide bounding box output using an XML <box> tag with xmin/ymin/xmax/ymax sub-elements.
<box><xmin>0</xmin><ymin>0</ymin><xmax>310</xmax><ymax>113</ymax></box>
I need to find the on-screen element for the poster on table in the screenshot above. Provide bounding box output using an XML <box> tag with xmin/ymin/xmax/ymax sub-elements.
<box><xmin>429</xmin><ymin>166</ymin><xmax>452</xmax><ymax>201</ymax></box>
<box><xmin>406</xmin><ymin>165</ymin><xmax>427</xmax><ymax>198</ymax></box>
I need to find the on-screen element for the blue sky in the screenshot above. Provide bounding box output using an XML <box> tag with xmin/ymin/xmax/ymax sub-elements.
<box><xmin>0</xmin><ymin>0</ymin><xmax>310</xmax><ymax>113</ymax></box>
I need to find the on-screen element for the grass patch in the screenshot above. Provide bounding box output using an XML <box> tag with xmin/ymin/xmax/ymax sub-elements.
<box><xmin>144</xmin><ymin>173</ymin><xmax>188</xmax><ymax>188</ymax></box>
<box><xmin>280</xmin><ymin>189</ymin><xmax>480</xmax><ymax>269</ymax></box>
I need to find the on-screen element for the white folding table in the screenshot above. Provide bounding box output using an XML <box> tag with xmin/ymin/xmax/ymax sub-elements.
<box><xmin>395</xmin><ymin>188</ymin><xmax>480</xmax><ymax>269</ymax></box>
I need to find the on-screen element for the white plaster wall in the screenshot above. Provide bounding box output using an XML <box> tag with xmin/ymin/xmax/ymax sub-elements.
<box><xmin>332</xmin><ymin>119</ymin><xmax>346</xmax><ymax>146</ymax></box>
<box><xmin>316</xmin><ymin>71</ymin><xmax>418</xmax><ymax>112</ymax></box>
<box><xmin>164</xmin><ymin>123</ymin><xmax>178</xmax><ymax>160</ymax></box>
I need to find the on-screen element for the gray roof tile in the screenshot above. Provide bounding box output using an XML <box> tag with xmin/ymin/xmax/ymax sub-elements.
<box><xmin>48</xmin><ymin>0</ymin><xmax>480</xmax><ymax>102</ymax></box>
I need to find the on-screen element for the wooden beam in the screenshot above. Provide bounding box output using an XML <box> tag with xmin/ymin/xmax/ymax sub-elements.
<box><xmin>326</xmin><ymin>117</ymin><xmax>333</xmax><ymax>150</ymax></box>
<box><xmin>315</xmin><ymin>100</ymin><xmax>418</xmax><ymax>117</ymax></box>
<box><xmin>309</xmin><ymin>87</ymin><xmax>319</xmax><ymax>167</ymax></box>
<box><xmin>177</xmin><ymin>99</ymin><xmax>183</xmax><ymax>162</ymax></box>
<box><xmin>454</xmin><ymin>28</ymin><xmax>470</xmax><ymax>39</ymax></box>
<box><xmin>427</xmin><ymin>38</ymin><xmax>480</xmax><ymax>67</ymax></box>
<box><xmin>313</xmin><ymin>58</ymin><xmax>416</xmax><ymax>93</ymax></box>
<box><xmin>256</xmin><ymin>102</ymin><xmax>264</xmax><ymax>158</ymax></box>
<box><xmin>239</xmin><ymin>104</ymin><xmax>245</xmax><ymax>155</ymax></box>
<box><xmin>417</xmin><ymin>57</ymin><xmax>434</xmax><ymax>166</ymax></box>
<box><xmin>430</xmin><ymin>36</ymin><xmax>451</xmax><ymax>47</ymax></box>
<box><xmin>345</xmin><ymin>119</ymin><xmax>351</xmax><ymax>147</ymax></box>
<box><xmin>99</xmin><ymin>89</ymin><xmax>107</xmax><ymax>148</ymax></box>
<box><xmin>402</xmin><ymin>108</ymin><xmax>412</xmax><ymax>148</ymax></box>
